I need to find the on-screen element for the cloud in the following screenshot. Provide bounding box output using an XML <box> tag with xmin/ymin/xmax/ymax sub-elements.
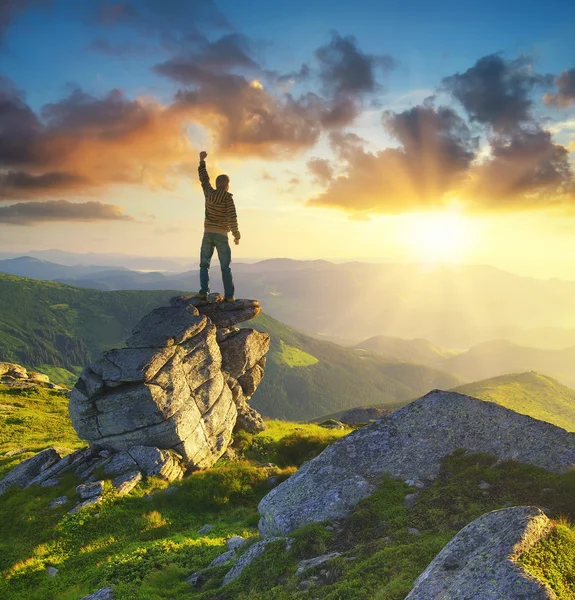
<box><xmin>0</xmin><ymin>79</ymin><xmax>195</xmax><ymax>198</ymax></box>
<box><xmin>307</xmin><ymin>158</ymin><xmax>334</xmax><ymax>185</ymax></box>
<box><xmin>0</xmin><ymin>0</ymin><xmax>50</xmax><ymax>43</ymax></box>
<box><xmin>543</xmin><ymin>68</ymin><xmax>575</xmax><ymax>109</ymax></box>
<box><xmin>442</xmin><ymin>54</ymin><xmax>550</xmax><ymax>134</ymax></box>
<box><xmin>316</xmin><ymin>32</ymin><xmax>395</xmax><ymax>98</ymax></box>
<box><xmin>308</xmin><ymin>106</ymin><xmax>478</xmax><ymax>214</ymax></box>
<box><xmin>88</xmin><ymin>38</ymin><xmax>153</xmax><ymax>56</ymax></box>
<box><xmin>0</xmin><ymin>200</ymin><xmax>133</xmax><ymax>225</ymax></box>
<box><xmin>466</xmin><ymin>129</ymin><xmax>574</xmax><ymax>209</ymax></box>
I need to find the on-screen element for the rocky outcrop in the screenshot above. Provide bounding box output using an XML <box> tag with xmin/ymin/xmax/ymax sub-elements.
<box><xmin>406</xmin><ymin>506</ymin><xmax>556</xmax><ymax>599</ymax></box>
<box><xmin>258</xmin><ymin>390</ymin><xmax>575</xmax><ymax>536</ymax></box>
<box><xmin>0</xmin><ymin>362</ymin><xmax>63</xmax><ymax>390</ymax></box>
<box><xmin>69</xmin><ymin>295</ymin><xmax>269</xmax><ymax>473</ymax></box>
<box><xmin>337</xmin><ymin>406</ymin><xmax>391</xmax><ymax>425</ymax></box>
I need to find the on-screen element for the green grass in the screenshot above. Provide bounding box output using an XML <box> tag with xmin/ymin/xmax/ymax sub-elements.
<box><xmin>520</xmin><ymin>522</ymin><xmax>575</xmax><ymax>599</ymax></box>
<box><xmin>37</xmin><ymin>366</ymin><xmax>81</xmax><ymax>388</ymax></box>
<box><xmin>454</xmin><ymin>372</ymin><xmax>575</xmax><ymax>432</ymax></box>
<box><xmin>1</xmin><ymin>384</ymin><xmax>573</xmax><ymax>600</ymax></box>
<box><xmin>270</xmin><ymin>340</ymin><xmax>318</xmax><ymax>368</ymax></box>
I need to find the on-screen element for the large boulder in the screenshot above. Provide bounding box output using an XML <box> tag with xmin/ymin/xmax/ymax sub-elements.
<box><xmin>69</xmin><ymin>297</ymin><xmax>269</xmax><ymax>471</ymax></box>
<box><xmin>406</xmin><ymin>506</ymin><xmax>556</xmax><ymax>599</ymax></box>
<box><xmin>258</xmin><ymin>390</ymin><xmax>575</xmax><ymax>536</ymax></box>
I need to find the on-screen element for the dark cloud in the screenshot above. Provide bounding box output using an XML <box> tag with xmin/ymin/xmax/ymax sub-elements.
<box><xmin>543</xmin><ymin>68</ymin><xmax>575</xmax><ymax>108</ymax></box>
<box><xmin>0</xmin><ymin>0</ymin><xmax>50</xmax><ymax>43</ymax></box>
<box><xmin>316</xmin><ymin>32</ymin><xmax>395</xmax><ymax>98</ymax></box>
<box><xmin>442</xmin><ymin>54</ymin><xmax>550</xmax><ymax>133</ymax></box>
<box><xmin>93</xmin><ymin>0</ymin><xmax>230</xmax><ymax>45</ymax></box>
<box><xmin>0</xmin><ymin>77</ymin><xmax>195</xmax><ymax>198</ymax></box>
<box><xmin>308</xmin><ymin>106</ymin><xmax>478</xmax><ymax>214</ymax></box>
<box><xmin>0</xmin><ymin>200</ymin><xmax>133</xmax><ymax>225</ymax></box>
<box><xmin>468</xmin><ymin>129</ymin><xmax>574</xmax><ymax>208</ymax></box>
<box><xmin>0</xmin><ymin>76</ymin><xmax>42</xmax><ymax>165</ymax></box>
<box><xmin>307</xmin><ymin>158</ymin><xmax>334</xmax><ymax>185</ymax></box>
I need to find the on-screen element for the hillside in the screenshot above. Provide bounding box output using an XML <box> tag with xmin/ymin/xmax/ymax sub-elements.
<box><xmin>243</xmin><ymin>313</ymin><xmax>460</xmax><ymax>420</ymax></box>
<box><xmin>5</xmin><ymin>257</ymin><xmax>575</xmax><ymax>349</ymax></box>
<box><xmin>0</xmin><ymin>384</ymin><xmax>573</xmax><ymax>599</ymax></box>
<box><xmin>438</xmin><ymin>339</ymin><xmax>575</xmax><ymax>389</ymax></box>
<box><xmin>0</xmin><ymin>275</ymin><xmax>459</xmax><ymax>420</ymax></box>
<box><xmin>0</xmin><ymin>274</ymin><xmax>180</xmax><ymax>378</ymax></box>
<box><xmin>454</xmin><ymin>372</ymin><xmax>575</xmax><ymax>432</ymax></box>
<box><xmin>354</xmin><ymin>335</ymin><xmax>457</xmax><ymax>364</ymax></box>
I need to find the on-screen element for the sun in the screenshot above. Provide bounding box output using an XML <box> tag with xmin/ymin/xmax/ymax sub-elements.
<box><xmin>402</xmin><ymin>211</ymin><xmax>478</xmax><ymax>264</ymax></box>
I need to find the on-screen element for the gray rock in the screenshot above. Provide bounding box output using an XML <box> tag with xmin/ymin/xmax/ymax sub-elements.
<box><xmin>227</xmin><ymin>375</ymin><xmax>266</xmax><ymax>434</ymax></box>
<box><xmin>222</xmin><ymin>538</ymin><xmax>290</xmax><ymax>586</ymax></box>
<box><xmin>237</xmin><ymin>358</ymin><xmax>266</xmax><ymax>398</ymax></box>
<box><xmin>79</xmin><ymin>587</ymin><xmax>114</xmax><ymax>600</ymax></box>
<box><xmin>296</xmin><ymin>553</ymin><xmax>341</xmax><ymax>576</ymax></box>
<box><xmin>318</xmin><ymin>420</ymin><xmax>345</xmax><ymax>430</ymax></box>
<box><xmin>407</xmin><ymin>527</ymin><xmax>422</xmax><ymax>535</ymax></box>
<box><xmin>77</xmin><ymin>481</ymin><xmax>105</xmax><ymax>500</ymax></box>
<box><xmin>27</xmin><ymin>448</ymin><xmax>94</xmax><ymax>488</ymax></box>
<box><xmin>128</xmin><ymin>446</ymin><xmax>183</xmax><ymax>480</ymax></box>
<box><xmin>406</xmin><ymin>507</ymin><xmax>556</xmax><ymax>599</ymax></box>
<box><xmin>68</xmin><ymin>297</ymin><xmax>268</xmax><ymax>472</ymax></box>
<box><xmin>0</xmin><ymin>448</ymin><xmax>60</xmax><ymax>495</ymax></box>
<box><xmin>126</xmin><ymin>305</ymin><xmax>206</xmax><ymax>348</ymax></box>
<box><xmin>69</xmin><ymin>495</ymin><xmax>103</xmax><ymax>514</ymax></box>
<box><xmin>197</xmin><ymin>298</ymin><xmax>262</xmax><ymax>328</ymax></box>
<box><xmin>226</xmin><ymin>535</ymin><xmax>249</xmax><ymax>552</ymax></box>
<box><xmin>210</xmin><ymin>549</ymin><xmax>237</xmax><ymax>567</ymax></box>
<box><xmin>258</xmin><ymin>391</ymin><xmax>575</xmax><ymax>536</ymax></box>
<box><xmin>197</xmin><ymin>524</ymin><xmax>215</xmax><ymax>535</ymax></box>
<box><xmin>479</xmin><ymin>481</ymin><xmax>492</xmax><ymax>490</ymax></box>
<box><xmin>219</xmin><ymin>329</ymin><xmax>270</xmax><ymax>379</ymax></box>
<box><xmin>337</xmin><ymin>406</ymin><xmax>391</xmax><ymax>426</ymax></box>
<box><xmin>28</xmin><ymin>371</ymin><xmax>50</xmax><ymax>383</ymax></box>
<box><xmin>49</xmin><ymin>496</ymin><xmax>69</xmax><ymax>508</ymax></box>
<box><xmin>0</xmin><ymin>362</ymin><xmax>28</xmax><ymax>379</ymax></box>
<box><xmin>403</xmin><ymin>493</ymin><xmax>419</xmax><ymax>509</ymax></box>
<box><xmin>112</xmin><ymin>470</ymin><xmax>142</xmax><ymax>495</ymax></box>
<box><xmin>46</xmin><ymin>566</ymin><xmax>58</xmax><ymax>577</ymax></box>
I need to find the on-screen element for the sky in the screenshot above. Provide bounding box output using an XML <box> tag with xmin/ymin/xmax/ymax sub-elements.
<box><xmin>1</xmin><ymin>0</ymin><xmax>575</xmax><ymax>278</ymax></box>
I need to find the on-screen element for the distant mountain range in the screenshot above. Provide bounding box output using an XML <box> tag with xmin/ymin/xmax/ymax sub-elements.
<box><xmin>0</xmin><ymin>273</ymin><xmax>460</xmax><ymax>421</ymax></box>
<box><xmin>2</xmin><ymin>256</ymin><xmax>575</xmax><ymax>350</ymax></box>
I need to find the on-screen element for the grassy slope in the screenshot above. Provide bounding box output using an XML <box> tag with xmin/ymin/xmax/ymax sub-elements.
<box><xmin>245</xmin><ymin>313</ymin><xmax>460</xmax><ymax>421</ymax></box>
<box><xmin>0</xmin><ymin>386</ymin><xmax>573</xmax><ymax>599</ymax></box>
<box><xmin>0</xmin><ymin>274</ymin><xmax>180</xmax><ymax>371</ymax></box>
<box><xmin>454</xmin><ymin>372</ymin><xmax>575</xmax><ymax>432</ymax></box>
<box><xmin>354</xmin><ymin>335</ymin><xmax>457</xmax><ymax>364</ymax></box>
<box><xmin>0</xmin><ymin>275</ymin><xmax>460</xmax><ymax>421</ymax></box>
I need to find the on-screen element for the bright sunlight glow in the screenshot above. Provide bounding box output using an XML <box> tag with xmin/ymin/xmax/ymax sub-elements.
<box><xmin>402</xmin><ymin>211</ymin><xmax>479</xmax><ymax>264</ymax></box>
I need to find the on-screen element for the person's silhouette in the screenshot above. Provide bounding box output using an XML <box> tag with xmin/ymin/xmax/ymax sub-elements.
<box><xmin>196</xmin><ymin>151</ymin><xmax>240</xmax><ymax>302</ymax></box>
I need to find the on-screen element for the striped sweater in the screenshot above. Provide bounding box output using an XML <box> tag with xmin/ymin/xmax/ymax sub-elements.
<box><xmin>198</xmin><ymin>160</ymin><xmax>240</xmax><ymax>239</ymax></box>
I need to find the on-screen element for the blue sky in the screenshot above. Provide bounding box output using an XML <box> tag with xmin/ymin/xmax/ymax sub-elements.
<box><xmin>1</xmin><ymin>0</ymin><xmax>574</xmax><ymax>278</ymax></box>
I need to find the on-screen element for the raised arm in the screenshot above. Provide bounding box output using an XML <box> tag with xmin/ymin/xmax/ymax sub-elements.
<box><xmin>226</xmin><ymin>195</ymin><xmax>241</xmax><ymax>241</ymax></box>
<box><xmin>198</xmin><ymin>151</ymin><xmax>214</xmax><ymax>194</ymax></box>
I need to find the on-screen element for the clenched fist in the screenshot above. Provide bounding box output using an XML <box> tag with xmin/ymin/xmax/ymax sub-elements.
<box><xmin>199</xmin><ymin>151</ymin><xmax>208</xmax><ymax>160</ymax></box>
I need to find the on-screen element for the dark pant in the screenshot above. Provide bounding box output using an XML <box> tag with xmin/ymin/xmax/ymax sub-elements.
<box><xmin>199</xmin><ymin>232</ymin><xmax>234</xmax><ymax>298</ymax></box>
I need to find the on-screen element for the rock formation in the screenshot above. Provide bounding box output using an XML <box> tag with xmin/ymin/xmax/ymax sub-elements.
<box><xmin>258</xmin><ymin>390</ymin><xmax>575</xmax><ymax>536</ymax></box>
<box><xmin>0</xmin><ymin>362</ymin><xmax>62</xmax><ymax>389</ymax></box>
<box><xmin>406</xmin><ymin>506</ymin><xmax>556</xmax><ymax>599</ymax></box>
<box><xmin>69</xmin><ymin>295</ymin><xmax>269</xmax><ymax>472</ymax></box>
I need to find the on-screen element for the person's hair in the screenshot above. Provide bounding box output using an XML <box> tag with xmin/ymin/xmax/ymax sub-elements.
<box><xmin>216</xmin><ymin>174</ymin><xmax>230</xmax><ymax>189</ymax></box>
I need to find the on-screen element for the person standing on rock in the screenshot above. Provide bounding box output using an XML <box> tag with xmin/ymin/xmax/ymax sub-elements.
<box><xmin>196</xmin><ymin>151</ymin><xmax>240</xmax><ymax>302</ymax></box>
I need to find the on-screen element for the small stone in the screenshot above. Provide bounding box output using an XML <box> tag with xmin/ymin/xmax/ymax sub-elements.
<box><xmin>112</xmin><ymin>470</ymin><xmax>142</xmax><ymax>496</ymax></box>
<box><xmin>226</xmin><ymin>535</ymin><xmax>248</xmax><ymax>552</ymax></box>
<box><xmin>46</xmin><ymin>566</ymin><xmax>58</xmax><ymax>577</ymax></box>
<box><xmin>209</xmin><ymin>549</ymin><xmax>237</xmax><ymax>567</ymax></box>
<box><xmin>49</xmin><ymin>496</ymin><xmax>68</xmax><ymax>508</ymax></box>
<box><xmin>69</xmin><ymin>495</ymin><xmax>102</xmax><ymax>514</ymax></box>
<box><xmin>79</xmin><ymin>587</ymin><xmax>115</xmax><ymax>600</ymax></box>
<box><xmin>296</xmin><ymin>552</ymin><xmax>341</xmax><ymax>576</ymax></box>
<box><xmin>265</xmin><ymin>474</ymin><xmax>278</xmax><ymax>487</ymax></box>
<box><xmin>299</xmin><ymin>580</ymin><xmax>311</xmax><ymax>590</ymax></box>
<box><xmin>318</xmin><ymin>419</ymin><xmax>345</xmax><ymax>430</ymax></box>
<box><xmin>197</xmin><ymin>524</ymin><xmax>215</xmax><ymax>535</ymax></box>
<box><xmin>478</xmin><ymin>481</ymin><xmax>491</xmax><ymax>490</ymax></box>
<box><xmin>404</xmin><ymin>493</ymin><xmax>419</xmax><ymax>509</ymax></box>
<box><xmin>41</xmin><ymin>477</ymin><xmax>61</xmax><ymax>487</ymax></box>
<box><xmin>407</xmin><ymin>528</ymin><xmax>422</xmax><ymax>535</ymax></box>
<box><xmin>77</xmin><ymin>480</ymin><xmax>105</xmax><ymax>500</ymax></box>
<box><xmin>164</xmin><ymin>486</ymin><xmax>179</xmax><ymax>496</ymax></box>
<box><xmin>186</xmin><ymin>571</ymin><xmax>205</xmax><ymax>586</ymax></box>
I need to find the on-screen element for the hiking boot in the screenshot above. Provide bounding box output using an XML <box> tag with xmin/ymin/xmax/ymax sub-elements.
<box><xmin>195</xmin><ymin>292</ymin><xmax>208</xmax><ymax>301</ymax></box>
<box><xmin>224</xmin><ymin>296</ymin><xmax>236</xmax><ymax>303</ymax></box>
